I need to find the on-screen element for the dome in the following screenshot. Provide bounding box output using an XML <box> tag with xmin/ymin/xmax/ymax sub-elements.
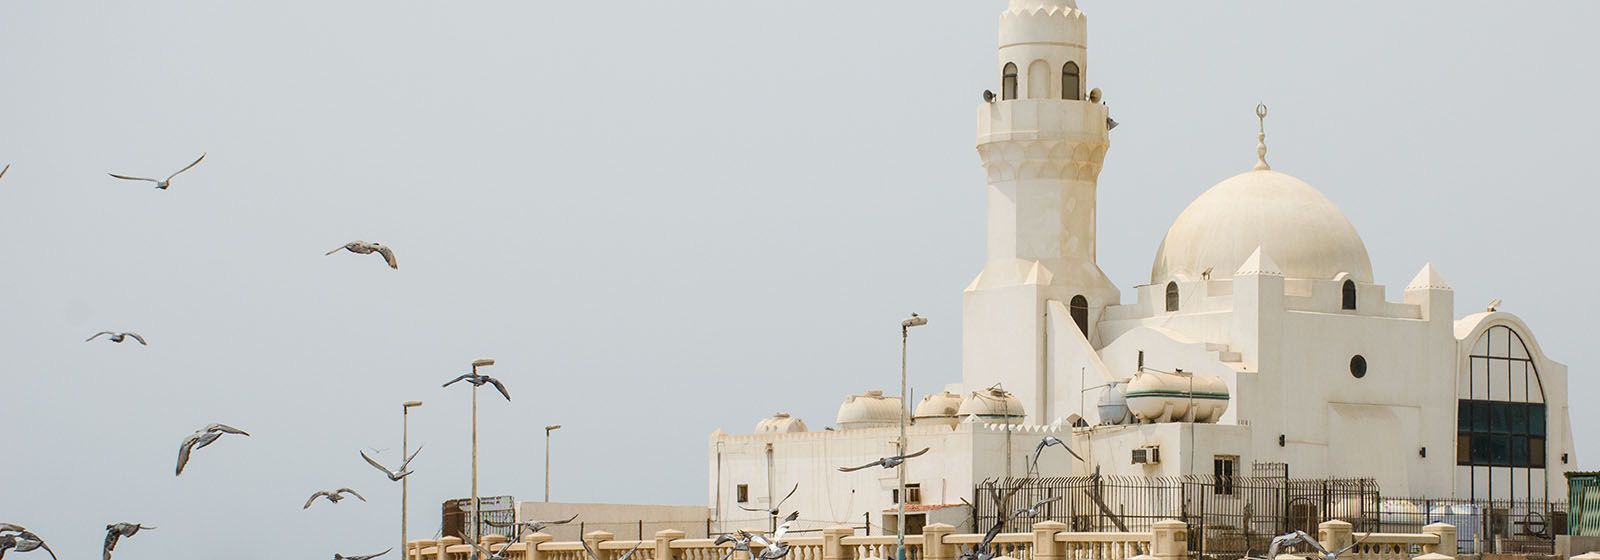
<box><xmin>755</xmin><ymin>412</ymin><xmax>808</xmax><ymax>434</ymax></box>
<box><xmin>1152</xmin><ymin>170</ymin><xmax>1373</xmax><ymax>284</ymax></box>
<box><xmin>913</xmin><ymin>390</ymin><xmax>965</xmax><ymax>427</ymax></box>
<box><xmin>957</xmin><ymin>387</ymin><xmax>1026</xmax><ymax>424</ymax></box>
<box><xmin>836</xmin><ymin>390</ymin><xmax>903</xmax><ymax>430</ymax></box>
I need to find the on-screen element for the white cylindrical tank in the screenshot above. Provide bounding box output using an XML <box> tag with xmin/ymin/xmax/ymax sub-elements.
<box><xmin>1125</xmin><ymin>370</ymin><xmax>1229</xmax><ymax>423</ymax></box>
<box><xmin>836</xmin><ymin>390</ymin><xmax>903</xmax><ymax>430</ymax></box>
<box><xmin>957</xmin><ymin>386</ymin><xmax>1026</xmax><ymax>424</ymax></box>
<box><xmin>755</xmin><ymin>412</ymin><xmax>808</xmax><ymax>434</ymax></box>
<box><xmin>913</xmin><ymin>389</ymin><xmax>965</xmax><ymax>428</ymax></box>
<box><xmin>1096</xmin><ymin>381</ymin><xmax>1133</xmax><ymax>425</ymax></box>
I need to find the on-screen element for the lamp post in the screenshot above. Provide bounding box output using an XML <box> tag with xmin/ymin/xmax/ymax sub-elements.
<box><xmin>469</xmin><ymin>358</ymin><xmax>494</xmax><ymax>560</ymax></box>
<box><xmin>545</xmin><ymin>424</ymin><xmax>561</xmax><ymax>502</ymax></box>
<box><xmin>897</xmin><ymin>313</ymin><xmax>927</xmax><ymax>560</ymax></box>
<box><xmin>402</xmin><ymin>400</ymin><xmax>423</xmax><ymax>560</ymax></box>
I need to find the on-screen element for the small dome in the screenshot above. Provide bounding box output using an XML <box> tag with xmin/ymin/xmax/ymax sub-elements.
<box><xmin>755</xmin><ymin>412</ymin><xmax>808</xmax><ymax>434</ymax></box>
<box><xmin>1152</xmin><ymin>170</ymin><xmax>1373</xmax><ymax>284</ymax></box>
<box><xmin>836</xmin><ymin>390</ymin><xmax>903</xmax><ymax>430</ymax></box>
<box><xmin>913</xmin><ymin>390</ymin><xmax>965</xmax><ymax>427</ymax></box>
<box><xmin>958</xmin><ymin>387</ymin><xmax>1026</xmax><ymax>423</ymax></box>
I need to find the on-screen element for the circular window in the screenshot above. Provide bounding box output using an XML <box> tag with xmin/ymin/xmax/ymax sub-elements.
<box><xmin>1350</xmin><ymin>355</ymin><xmax>1368</xmax><ymax>379</ymax></box>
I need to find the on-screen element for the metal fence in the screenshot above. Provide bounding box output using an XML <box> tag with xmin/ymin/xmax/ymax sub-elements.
<box><xmin>1570</xmin><ymin>472</ymin><xmax>1600</xmax><ymax>537</ymax></box>
<box><xmin>970</xmin><ymin>475</ymin><xmax>1567</xmax><ymax>560</ymax></box>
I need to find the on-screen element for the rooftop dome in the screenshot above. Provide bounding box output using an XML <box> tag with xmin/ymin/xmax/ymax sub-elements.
<box><xmin>913</xmin><ymin>390</ymin><xmax>965</xmax><ymax>428</ymax></box>
<box><xmin>755</xmin><ymin>412</ymin><xmax>808</xmax><ymax>434</ymax></box>
<box><xmin>836</xmin><ymin>390</ymin><xmax>903</xmax><ymax>430</ymax></box>
<box><xmin>1152</xmin><ymin>169</ymin><xmax>1373</xmax><ymax>284</ymax></box>
<box><xmin>958</xmin><ymin>387</ymin><xmax>1026</xmax><ymax>424</ymax></box>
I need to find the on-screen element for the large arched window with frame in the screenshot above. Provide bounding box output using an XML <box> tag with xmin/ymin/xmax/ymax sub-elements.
<box><xmin>1002</xmin><ymin>63</ymin><xmax>1018</xmax><ymax>100</ymax></box>
<box><xmin>1457</xmin><ymin>325</ymin><xmax>1548</xmax><ymax>503</ymax></box>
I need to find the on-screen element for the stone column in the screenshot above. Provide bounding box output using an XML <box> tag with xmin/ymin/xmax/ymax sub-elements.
<box><xmin>823</xmin><ymin>526</ymin><xmax>855</xmax><ymax>560</ymax></box>
<box><xmin>1421</xmin><ymin>523</ymin><xmax>1457</xmax><ymax>558</ymax></box>
<box><xmin>412</xmin><ymin>540</ymin><xmax>438</xmax><ymax>560</ymax></box>
<box><xmin>1033</xmin><ymin>521</ymin><xmax>1067</xmax><ymax>560</ymax></box>
<box><xmin>524</xmin><ymin>533</ymin><xmax>554</xmax><ymax>560</ymax></box>
<box><xmin>1151</xmin><ymin>520</ymin><xmax>1187</xmax><ymax>560</ymax></box>
<box><xmin>586</xmin><ymin>531</ymin><xmax>616</xmax><ymax>560</ymax></box>
<box><xmin>655</xmin><ymin>530</ymin><xmax>686</xmax><ymax>560</ymax></box>
<box><xmin>1318</xmin><ymin>520</ymin><xmax>1353</xmax><ymax>554</ymax></box>
<box><xmin>438</xmin><ymin>536</ymin><xmax>463</xmax><ymax>560</ymax></box>
<box><xmin>923</xmin><ymin>523</ymin><xmax>956</xmax><ymax>560</ymax></box>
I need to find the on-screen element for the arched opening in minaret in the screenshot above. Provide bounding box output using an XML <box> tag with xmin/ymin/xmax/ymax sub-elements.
<box><xmin>1002</xmin><ymin>63</ymin><xmax>1018</xmax><ymax>100</ymax></box>
<box><xmin>1165</xmin><ymin>282</ymin><xmax>1180</xmax><ymax>312</ymax></box>
<box><xmin>1062</xmin><ymin>61</ymin><xmax>1081</xmax><ymax>101</ymax></box>
<box><xmin>1027</xmin><ymin>60</ymin><xmax>1050</xmax><ymax>99</ymax></box>
<box><xmin>1342</xmin><ymin>280</ymin><xmax>1358</xmax><ymax>310</ymax></box>
<box><xmin>1070</xmin><ymin>295</ymin><xmax>1089</xmax><ymax>336</ymax></box>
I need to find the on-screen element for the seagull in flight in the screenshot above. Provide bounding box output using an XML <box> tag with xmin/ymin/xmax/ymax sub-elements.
<box><xmin>837</xmin><ymin>448</ymin><xmax>929</xmax><ymax>472</ymax></box>
<box><xmin>176</xmin><ymin>423</ymin><xmax>250</xmax><ymax>476</ymax></box>
<box><xmin>485</xmin><ymin>514</ymin><xmax>578</xmax><ymax>539</ymax></box>
<box><xmin>443</xmin><ymin>372</ymin><xmax>511</xmax><ymax>401</ymax></box>
<box><xmin>958</xmin><ymin>520</ymin><xmax>1005</xmax><ymax>560</ymax></box>
<box><xmin>102</xmin><ymin>523</ymin><xmax>154</xmax><ymax>560</ymax></box>
<box><xmin>326</xmin><ymin>241</ymin><xmax>398</xmax><ymax>270</ymax></box>
<box><xmin>1030</xmin><ymin>436</ymin><xmax>1083</xmax><ymax>473</ymax></box>
<box><xmin>714</xmin><ymin>532</ymin><xmax>753</xmax><ymax>560</ymax></box>
<box><xmin>746</xmin><ymin>512</ymin><xmax>800</xmax><ymax>560</ymax></box>
<box><xmin>1</xmin><ymin>533</ymin><xmax>58</xmax><ymax>560</ymax></box>
<box><xmin>1246</xmin><ymin>530</ymin><xmax>1370</xmax><ymax>560</ymax></box>
<box><xmin>361</xmin><ymin>446</ymin><xmax>422</xmax><ymax>482</ymax></box>
<box><xmin>1012</xmin><ymin>496</ymin><xmax>1061</xmax><ymax>518</ymax></box>
<box><xmin>304</xmin><ymin>488</ymin><xmax>367</xmax><ymax>509</ymax></box>
<box><xmin>333</xmin><ymin>549</ymin><xmax>391</xmax><ymax>560</ymax></box>
<box><xmin>108</xmin><ymin>153</ymin><xmax>205</xmax><ymax>190</ymax></box>
<box><xmin>86</xmin><ymin>332</ymin><xmax>146</xmax><ymax>345</ymax></box>
<box><xmin>738</xmin><ymin>483</ymin><xmax>798</xmax><ymax>517</ymax></box>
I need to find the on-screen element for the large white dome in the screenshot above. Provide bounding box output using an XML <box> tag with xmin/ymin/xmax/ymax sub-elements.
<box><xmin>1152</xmin><ymin>169</ymin><xmax>1373</xmax><ymax>284</ymax></box>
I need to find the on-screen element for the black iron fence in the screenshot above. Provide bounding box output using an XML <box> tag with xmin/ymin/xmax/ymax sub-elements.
<box><xmin>971</xmin><ymin>475</ymin><xmax>1566</xmax><ymax>559</ymax></box>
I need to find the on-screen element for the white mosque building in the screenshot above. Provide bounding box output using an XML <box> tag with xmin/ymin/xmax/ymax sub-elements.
<box><xmin>708</xmin><ymin>0</ymin><xmax>1577</xmax><ymax>536</ymax></box>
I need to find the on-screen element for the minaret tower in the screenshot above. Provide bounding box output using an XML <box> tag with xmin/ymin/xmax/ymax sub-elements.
<box><xmin>963</xmin><ymin>0</ymin><xmax>1119</xmax><ymax>423</ymax></box>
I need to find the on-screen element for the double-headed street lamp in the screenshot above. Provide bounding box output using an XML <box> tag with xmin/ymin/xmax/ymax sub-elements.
<box><xmin>545</xmin><ymin>424</ymin><xmax>561</xmax><ymax>502</ymax></box>
<box><xmin>897</xmin><ymin>313</ymin><xmax>927</xmax><ymax>560</ymax></box>
<box><xmin>402</xmin><ymin>400</ymin><xmax>423</xmax><ymax>560</ymax></box>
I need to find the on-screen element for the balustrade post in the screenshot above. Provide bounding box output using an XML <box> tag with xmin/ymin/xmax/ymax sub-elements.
<box><xmin>438</xmin><ymin>536</ymin><xmax>463</xmax><ymax>560</ymax></box>
<box><xmin>1421</xmin><ymin>523</ymin><xmax>1456</xmax><ymax>558</ymax></box>
<box><xmin>524</xmin><ymin>532</ymin><xmax>554</xmax><ymax>560</ymax></box>
<box><xmin>1151</xmin><ymin>520</ymin><xmax>1187</xmax><ymax>560</ymax></box>
<box><xmin>1414</xmin><ymin>553</ymin><xmax>1454</xmax><ymax>560</ymax></box>
<box><xmin>1033</xmin><ymin>521</ymin><xmax>1067</xmax><ymax>560</ymax></box>
<box><xmin>823</xmin><ymin>526</ymin><xmax>855</xmax><ymax>560</ymax></box>
<box><xmin>587</xmin><ymin>531</ymin><xmax>617</xmax><ymax>560</ymax></box>
<box><xmin>1318</xmin><ymin>520</ymin><xmax>1353</xmax><ymax>554</ymax></box>
<box><xmin>413</xmin><ymin>540</ymin><xmax>438</xmax><ymax>560</ymax></box>
<box><xmin>656</xmin><ymin>529</ymin><xmax>686</xmax><ymax>560</ymax></box>
<box><xmin>923</xmin><ymin>523</ymin><xmax>955</xmax><ymax>560</ymax></box>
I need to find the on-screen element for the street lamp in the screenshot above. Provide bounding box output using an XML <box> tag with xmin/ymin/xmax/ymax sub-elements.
<box><xmin>897</xmin><ymin>314</ymin><xmax>927</xmax><ymax>560</ymax></box>
<box><xmin>402</xmin><ymin>400</ymin><xmax>423</xmax><ymax>560</ymax></box>
<box><xmin>545</xmin><ymin>425</ymin><xmax>562</xmax><ymax>502</ymax></box>
<box><xmin>469</xmin><ymin>358</ymin><xmax>494</xmax><ymax>560</ymax></box>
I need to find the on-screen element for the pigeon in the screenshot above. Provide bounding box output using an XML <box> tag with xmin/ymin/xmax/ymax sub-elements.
<box><xmin>581</xmin><ymin>540</ymin><xmax>642</xmax><ymax>560</ymax></box>
<box><xmin>442</xmin><ymin>372</ymin><xmax>511</xmax><ymax>402</ymax></box>
<box><xmin>333</xmin><ymin>549</ymin><xmax>391</xmax><ymax>560</ymax></box>
<box><xmin>176</xmin><ymin>423</ymin><xmax>250</xmax><ymax>476</ymax></box>
<box><xmin>102</xmin><ymin>523</ymin><xmax>154</xmax><ymax>560</ymax></box>
<box><xmin>304</xmin><ymin>488</ymin><xmax>367</xmax><ymax>509</ymax></box>
<box><xmin>1012</xmin><ymin>496</ymin><xmax>1060</xmax><ymax>518</ymax></box>
<box><xmin>485</xmin><ymin>514</ymin><xmax>578</xmax><ymax>539</ymax></box>
<box><xmin>837</xmin><ymin>448</ymin><xmax>929</xmax><ymax>472</ymax></box>
<box><xmin>108</xmin><ymin>153</ymin><xmax>205</xmax><ymax>190</ymax></box>
<box><xmin>1030</xmin><ymin>436</ymin><xmax>1083</xmax><ymax>472</ymax></box>
<box><xmin>326</xmin><ymin>241</ymin><xmax>398</xmax><ymax>270</ymax></box>
<box><xmin>714</xmin><ymin>532</ymin><xmax>753</xmax><ymax>560</ymax></box>
<box><xmin>0</xmin><ymin>526</ymin><xmax>56</xmax><ymax>560</ymax></box>
<box><xmin>361</xmin><ymin>446</ymin><xmax>422</xmax><ymax>482</ymax></box>
<box><xmin>745</xmin><ymin>512</ymin><xmax>800</xmax><ymax>560</ymax></box>
<box><xmin>86</xmin><ymin>332</ymin><xmax>146</xmax><ymax>345</ymax></box>
<box><xmin>482</xmin><ymin>541</ymin><xmax>517</xmax><ymax>560</ymax></box>
<box><xmin>738</xmin><ymin>483</ymin><xmax>798</xmax><ymax>517</ymax></box>
<box><xmin>958</xmin><ymin>520</ymin><xmax>1004</xmax><ymax>560</ymax></box>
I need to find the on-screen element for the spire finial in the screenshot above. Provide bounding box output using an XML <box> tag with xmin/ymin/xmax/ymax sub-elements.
<box><xmin>1254</xmin><ymin>103</ymin><xmax>1271</xmax><ymax>171</ymax></box>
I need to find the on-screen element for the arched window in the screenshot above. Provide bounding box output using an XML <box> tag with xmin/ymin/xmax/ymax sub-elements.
<box><xmin>1027</xmin><ymin>60</ymin><xmax>1050</xmax><ymax>99</ymax></box>
<box><xmin>1457</xmin><ymin>326</ymin><xmax>1548</xmax><ymax>503</ymax></box>
<box><xmin>1070</xmin><ymin>295</ymin><xmax>1089</xmax><ymax>336</ymax></box>
<box><xmin>1342</xmin><ymin>280</ymin><xmax>1358</xmax><ymax>310</ymax></box>
<box><xmin>1062</xmin><ymin>62</ymin><xmax>1081</xmax><ymax>101</ymax></box>
<box><xmin>1165</xmin><ymin>282</ymin><xmax>1180</xmax><ymax>312</ymax></box>
<box><xmin>1002</xmin><ymin>63</ymin><xmax>1018</xmax><ymax>100</ymax></box>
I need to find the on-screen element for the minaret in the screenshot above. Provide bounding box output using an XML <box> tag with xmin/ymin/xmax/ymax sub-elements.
<box><xmin>963</xmin><ymin>0</ymin><xmax>1119</xmax><ymax>424</ymax></box>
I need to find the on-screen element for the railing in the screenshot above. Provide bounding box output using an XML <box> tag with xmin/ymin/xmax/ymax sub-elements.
<box><xmin>407</xmin><ymin>520</ymin><xmax>1459</xmax><ymax>560</ymax></box>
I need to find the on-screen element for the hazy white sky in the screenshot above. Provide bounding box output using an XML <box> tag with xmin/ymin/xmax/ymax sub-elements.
<box><xmin>1</xmin><ymin>1</ymin><xmax>1596</xmax><ymax>558</ymax></box>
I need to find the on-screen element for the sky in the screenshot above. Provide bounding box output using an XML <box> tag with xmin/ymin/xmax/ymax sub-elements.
<box><xmin>1</xmin><ymin>1</ymin><xmax>1597</xmax><ymax>558</ymax></box>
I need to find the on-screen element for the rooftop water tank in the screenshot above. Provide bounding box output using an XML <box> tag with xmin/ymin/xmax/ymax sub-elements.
<box><xmin>1125</xmin><ymin>370</ymin><xmax>1229</xmax><ymax>423</ymax></box>
<box><xmin>755</xmin><ymin>412</ymin><xmax>808</xmax><ymax>434</ymax></box>
<box><xmin>1097</xmin><ymin>381</ymin><xmax>1133</xmax><ymax>425</ymax></box>
<box><xmin>957</xmin><ymin>386</ymin><xmax>1025</xmax><ymax>424</ymax></box>
<box><xmin>836</xmin><ymin>390</ymin><xmax>903</xmax><ymax>430</ymax></box>
<box><xmin>913</xmin><ymin>389</ymin><xmax>965</xmax><ymax>428</ymax></box>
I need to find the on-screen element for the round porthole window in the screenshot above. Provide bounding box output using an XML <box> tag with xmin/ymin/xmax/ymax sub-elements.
<box><xmin>1350</xmin><ymin>355</ymin><xmax>1368</xmax><ymax>379</ymax></box>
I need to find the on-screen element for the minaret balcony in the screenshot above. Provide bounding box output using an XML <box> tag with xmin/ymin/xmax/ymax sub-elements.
<box><xmin>977</xmin><ymin>98</ymin><xmax>1109</xmax><ymax>145</ymax></box>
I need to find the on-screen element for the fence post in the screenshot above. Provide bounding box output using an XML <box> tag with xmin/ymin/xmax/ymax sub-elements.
<box><xmin>586</xmin><ymin>531</ymin><xmax>616</xmax><ymax>559</ymax></box>
<box><xmin>1421</xmin><ymin>523</ymin><xmax>1457</xmax><ymax>558</ymax></box>
<box><xmin>824</xmin><ymin>526</ymin><xmax>854</xmax><ymax>560</ymax></box>
<box><xmin>655</xmin><ymin>529</ymin><xmax>685</xmax><ymax>560</ymax></box>
<box><xmin>923</xmin><ymin>523</ymin><xmax>955</xmax><ymax>560</ymax></box>
<box><xmin>438</xmin><ymin>536</ymin><xmax>462</xmax><ymax>560</ymax></box>
<box><xmin>1152</xmin><ymin>519</ymin><xmax>1187</xmax><ymax>560</ymax></box>
<box><xmin>1032</xmin><ymin>521</ymin><xmax>1067</xmax><ymax>560</ymax></box>
<box><xmin>1318</xmin><ymin>519</ymin><xmax>1353</xmax><ymax>553</ymax></box>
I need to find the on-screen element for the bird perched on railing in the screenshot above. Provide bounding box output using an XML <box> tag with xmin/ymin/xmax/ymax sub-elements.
<box><xmin>326</xmin><ymin>241</ymin><xmax>399</xmax><ymax>270</ymax></box>
<box><xmin>837</xmin><ymin>448</ymin><xmax>929</xmax><ymax>472</ymax></box>
<box><xmin>176</xmin><ymin>423</ymin><xmax>250</xmax><ymax>476</ymax></box>
<box><xmin>1030</xmin><ymin>436</ymin><xmax>1083</xmax><ymax>473</ymax></box>
<box><xmin>581</xmin><ymin>540</ymin><xmax>642</xmax><ymax>560</ymax></box>
<box><xmin>103</xmin><ymin>523</ymin><xmax>155</xmax><ymax>560</ymax></box>
<box><xmin>304</xmin><ymin>488</ymin><xmax>367</xmax><ymax>509</ymax></box>
<box><xmin>1012</xmin><ymin>496</ymin><xmax>1061</xmax><ymax>519</ymax></box>
<box><xmin>739</xmin><ymin>483</ymin><xmax>799</xmax><ymax>517</ymax></box>
<box><xmin>714</xmin><ymin>531</ymin><xmax>753</xmax><ymax>560</ymax></box>
<box><xmin>746</xmin><ymin>511</ymin><xmax>799</xmax><ymax>560</ymax></box>
<box><xmin>485</xmin><ymin>514</ymin><xmax>579</xmax><ymax>540</ymax></box>
<box><xmin>333</xmin><ymin>548</ymin><xmax>391</xmax><ymax>560</ymax></box>
<box><xmin>108</xmin><ymin>153</ymin><xmax>205</xmax><ymax>190</ymax></box>
<box><xmin>361</xmin><ymin>446</ymin><xmax>423</xmax><ymax>482</ymax></box>
<box><xmin>86</xmin><ymin>332</ymin><xmax>147</xmax><ymax>346</ymax></box>
<box><xmin>442</xmin><ymin>371</ymin><xmax>511</xmax><ymax>401</ymax></box>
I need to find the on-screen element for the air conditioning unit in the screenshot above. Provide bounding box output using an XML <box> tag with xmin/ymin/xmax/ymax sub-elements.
<box><xmin>1132</xmin><ymin>445</ymin><xmax>1161</xmax><ymax>465</ymax></box>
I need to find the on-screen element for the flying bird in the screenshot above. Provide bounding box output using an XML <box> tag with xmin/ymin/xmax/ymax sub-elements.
<box><xmin>581</xmin><ymin>540</ymin><xmax>642</xmax><ymax>560</ymax></box>
<box><xmin>0</xmin><ymin>164</ymin><xmax>9</xmax><ymax>181</ymax></box>
<box><xmin>442</xmin><ymin>372</ymin><xmax>511</xmax><ymax>402</ymax></box>
<box><xmin>979</xmin><ymin>477</ymin><xmax>1030</xmax><ymax>522</ymax></box>
<box><xmin>958</xmin><ymin>520</ymin><xmax>1005</xmax><ymax>560</ymax></box>
<box><xmin>746</xmin><ymin>512</ymin><xmax>800</xmax><ymax>560</ymax></box>
<box><xmin>108</xmin><ymin>153</ymin><xmax>205</xmax><ymax>190</ymax></box>
<box><xmin>485</xmin><ymin>514</ymin><xmax>578</xmax><ymax>539</ymax></box>
<box><xmin>102</xmin><ymin>523</ymin><xmax>154</xmax><ymax>560</ymax></box>
<box><xmin>837</xmin><ymin>448</ymin><xmax>929</xmax><ymax>472</ymax></box>
<box><xmin>86</xmin><ymin>332</ymin><xmax>146</xmax><ymax>345</ymax></box>
<box><xmin>714</xmin><ymin>532</ymin><xmax>753</xmax><ymax>560</ymax></box>
<box><xmin>333</xmin><ymin>549</ymin><xmax>391</xmax><ymax>560</ymax></box>
<box><xmin>361</xmin><ymin>446</ymin><xmax>422</xmax><ymax>482</ymax></box>
<box><xmin>326</xmin><ymin>241</ymin><xmax>398</xmax><ymax>270</ymax></box>
<box><xmin>1012</xmin><ymin>496</ymin><xmax>1061</xmax><ymax>518</ymax></box>
<box><xmin>1030</xmin><ymin>436</ymin><xmax>1083</xmax><ymax>473</ymax></box>
<box><xmin>304</xmin><ymin>488</ymin><xmax>367</xmax><ymax>509</ymax></box>
<box><xmin>176</xmin><ymin>423</ymin><xmax>250</xmax><ymax>476</ymax></box>
<box><xmin>738</xmin><ymin>483</ymin><xmax>798</xmax><ymax>517</ymax></box>
<box><xmin>1</xmin><ymin>533</ymin><xmax>58</xmax><ymax>560</ymax></box>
